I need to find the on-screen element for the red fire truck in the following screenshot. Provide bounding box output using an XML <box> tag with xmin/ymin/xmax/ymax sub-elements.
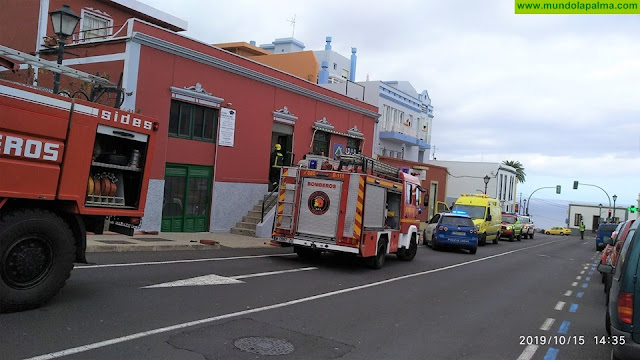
<box><xmin>271</xmin><ymin>154</ymin><xmax>423</xmax><ymax>268</ymax></box>
<box><xmin>0</xmin><ymin>45</ymin><xmax>157</xmax><ymax>313</ymax></box>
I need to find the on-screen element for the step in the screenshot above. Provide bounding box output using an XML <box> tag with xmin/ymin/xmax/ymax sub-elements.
<box><xmin>230</xmin><ymin>227</ymin><xmax>256</xmax><ymax>237</ymax></box>
<box><xmin>253</xmin><ymin>204</ymin><xmax>276</xmax><ymax>212</ymax></box>
<box><xmin>248</xmin><ymin>210</ymin><xmax>264</xmax><ymax>218</ymax></box>
<box><xmin>243</xmin><ymin>215</ymin><xmax>263</xmax><ymax>224</ymax></box>
<box><xmin>235</xmin><ymin>221</ymin><xmax>257</xmax><ymax>230</ymax></box>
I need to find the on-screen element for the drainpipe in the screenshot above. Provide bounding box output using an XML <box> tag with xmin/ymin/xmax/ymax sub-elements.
<box><xmin>349</xmin><ymin>47</ymin><xmax>357</xmax><ymax>82</ymax></box>
<box><xmin>318</xmin><ymin>61</ymin><xmax>329</xmax><ymax>84</ymax></box>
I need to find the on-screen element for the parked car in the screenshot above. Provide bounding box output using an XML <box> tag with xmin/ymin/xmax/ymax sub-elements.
<box><xmin>596</xmin><ymin>223</ymin><xmax>619</xmax><ymax>251</ymax></box>
<box><xmin>545</xmin><ymin>227</ymin><xmax>572</xmax><ymax>235</ymax></box>
<box><xmin>598</xmin><ymin>219</ymin><xmax>635</xmax><ymax>298</ymax></box>
<box><xmin>518</xmin><ymin>215</ymin><xmax>535</xmax><ymax>239</ymax></box>
<box><xmin>423</xmin><ymin>212</ymin><xmax>478</xmax><ymax>254</ymax></box>
<box><xmin>500</xmin><ymin>213</ymin><xmax>523</xmax><ymax>241</ymax></box>
<box><xmin>602</xmin><ymin>219</ymin><xmax>640</xmax><ymax>359</ymax></box>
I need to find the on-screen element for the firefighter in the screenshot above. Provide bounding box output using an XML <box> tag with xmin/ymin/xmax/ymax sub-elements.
<box><xmin>385</xmin><ymin>210</ymin><xmax>398</xmax><ymax>229</ymax></box>
<box><xmin>269</xmin><ymin>144</ymin><xmax>284</xmax><ymax>191</ymax></box>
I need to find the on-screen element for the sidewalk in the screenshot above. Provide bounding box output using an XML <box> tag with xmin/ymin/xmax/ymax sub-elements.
<box><xmin>87</xmin><ymin>232</ymin><xmax>272</xmax><ymax>252</ymax></box>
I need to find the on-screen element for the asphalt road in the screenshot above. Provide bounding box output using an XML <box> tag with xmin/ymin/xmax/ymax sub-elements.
<box><xmin>0</xmin><ymin>234</ymin><xmax>614</xmax><ymax>360</ymax></box>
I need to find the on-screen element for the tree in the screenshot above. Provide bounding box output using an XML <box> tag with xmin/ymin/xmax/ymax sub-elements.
<box><xmin>502</xmin><ymin>160</ymin><xmax>526</xmax><ymax>183</ymax></box>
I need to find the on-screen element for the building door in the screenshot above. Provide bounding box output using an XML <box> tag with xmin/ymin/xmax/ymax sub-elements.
<box><xmin>429</xmin><ymin>182</ymin><xmax>438</xmax><ymax>219</ymax></box>
<box><xmin>592</xmin><ymin>215</ymin><xmax>600</xmax><ymax>233</ymax></box>
<box><xmin>272</xmin><ymin>123</ymin><xmax>294</xmax><ymax>166</ymax></box>
<box><xmin>161</xmin><ymin>164</ymin><xmax>212</xmax><ymax>232</ymax></box>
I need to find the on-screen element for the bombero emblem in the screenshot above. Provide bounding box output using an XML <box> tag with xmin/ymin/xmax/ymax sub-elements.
<box><xmin>308</xmin><ymin>191</ymin><xmax>330</xmax><ymax>215</ymax></box>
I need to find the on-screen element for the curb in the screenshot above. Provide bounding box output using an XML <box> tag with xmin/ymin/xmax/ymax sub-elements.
<box><xmin>86</xmin><ymin>243</ymin><xmax>220</xmax><ymax>253</ymax></box>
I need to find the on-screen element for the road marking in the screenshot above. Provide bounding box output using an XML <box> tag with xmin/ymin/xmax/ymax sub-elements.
<box><xmin>571</xmin><ymin>282</ymin><xmax>578</xmax><ymax>287</ymax></box>
<box><xmin>24</xmin><ymin>239</ymin><xmax>564</xmax><ymax>360</ymax></box>
<box><xmin>142</xmin><ymin>267</ymin><xmax>318</xmax><ymax>288</ymax></box>
<box><xmin>569</xmin><ymin>304</ymin><xmax>579</xmax><ymax>313</ymax></box>
<box><xmin>517</xmin><ymin>345</ymin><xmax>539</xmax><ymax>360</ymax></box>
<box><xmin>540</xmin><ymin>318</ymin><xmax>555</xmax><ymax>331</ymax></box>
<box><xmin>585</xmin><ymin>276</ymin><xmax>591</xmax><ymax>281</ymax></box>
<box><xmin>576</xmin><ymin>276</ymin><xmax>582</xmax><ymax>280</ymax></box>
<box><xmin>583</xmin><ymin>266</ymin><xmax>588</xmax><ymax>270</ymax></box>
<box><xmin>577</xmin><ymin>292</ymin><xmax>584</xmax><ymax>298</ymax></box>
<box><xmin>538</xmin><ymin>254</ymin><xmax>551</xmax><ymax>258</ymax></box>
<box><xmin>74</xmin><ymin>253</ymin><xmax>296</xmax><ymax>269</ymax></box>
<box><xmin>582</xmin><ymin>283</ymin><xmax>589</xmax><ymax>288</ymax></box>
<box><xmin>580</xmin><ymin>270</ymin><xmax>585</xmax><ymax>274</ymax></box>
<box><xmin>588</xmin><ymin>271</ymin><xmax>594</xmax><ymax>275</ymax></box>
<box><xmin>558</xmin><ymin>321</ymin><xmax>571</xmax><ymax>334</ymax></box>
<box><xmin>564</xmin><ymin>290</ymin><xmax>572</xmax><ymax>296</ymax></box>
<box><xmin>544</xmin><ymin>347</ymin><xmax>559</xmax><ymax>360</ymax></box>
<box><xmin>554</xmin><ymin>301</ymin><xmax>566</xmax><ymax>310</ymax></box>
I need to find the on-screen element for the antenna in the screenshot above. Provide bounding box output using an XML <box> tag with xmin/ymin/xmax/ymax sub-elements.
<box><xmin>287</xmin><ymin>14</ymin><xmax>296</xmax><ymax>37</ymax></box>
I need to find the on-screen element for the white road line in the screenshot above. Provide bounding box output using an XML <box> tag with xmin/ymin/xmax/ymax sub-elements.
<box><xmin>583</xmin><ymin>266</ymin><xmax>588</xmax><ymax>269</ymax></box>
<box><xmin>517</xmin><ymin>345</ymin><xmax>539</xmax><ymax>360</ymax></box>
<box><xmin>540</xmin><ymin>318</ymin><xmax>555</xmax><ymax>331</ymax></box>
<box><xmin>564</xmin><ymin>290</ymin><xmax>572</xmax><ymax>296</ymax></box>
<box><xmin>142</xmin><ymin>267</ymin><xmax>318</xmax><ymax>288</ymax></box>
<box><xmin>580</xmin><ymin>270</ymin><xmax>585</xmax><ymax>274</ymax></box>
<box><xmin>554</xmin><ymin>301</ymin><xmax>566</xmax><ymax>310</ymax></box>
<box><xmin>24</xmin><ymin>239</ymin><xmax>563</xmax><ymax>360</ymax></box>
<box><xmin>231</xmin><ymin>267</ymin><xmax>317</xmax><ymax>280</ymax></box>
<box><xmin>74</xmin><ymin>254</ymin><xmax>296</xmax><ymax>269</ymax></box>
<box><xmin>576</xmin><ymin>276</ymin><xmax>582</xmax><ymax>280</ymax></box>
<box><xmin>571</xmin><ymin>282</ymin><xmax>578</xmax><ymax>286</ymax></box>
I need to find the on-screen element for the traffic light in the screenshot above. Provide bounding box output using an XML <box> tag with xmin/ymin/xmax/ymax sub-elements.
<box><xmin>629</xmin><ymin>206</ymin><xmax>638</xmax><ymax>213</ymax></box>
<box><xmin>608</xmin><ymin>209</ymin><xmax>612</xmax><ymax>218</ymax></box>
<box><xmin>556</xmin><ymin>185</ymin><xmax>561</xmax><ymax>194</ymax></box>
<box><xmin>573</xmin><ymin>181</ymin><xmax>579</xmax><ymax>189</ymax></box>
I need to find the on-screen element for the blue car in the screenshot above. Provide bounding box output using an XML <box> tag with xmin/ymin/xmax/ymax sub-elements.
<box><xmin>423</xmin><ymin>212</ymin><xmax>478</xmax><ymax>254</ymax></box>
<box><xmin>596</xmin><ymin>223</ymin><xmax>618</xmax><ymax>251</ymax></box>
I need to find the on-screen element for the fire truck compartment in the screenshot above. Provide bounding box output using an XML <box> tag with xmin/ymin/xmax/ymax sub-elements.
<box><xmin>296</xmin><ymin>177</ymin><xmax>343</xmax><ymax>239</ymax></box>
<box><xmin>85</xmin><ymin>125</ymin><xmax>149</xmax><ymax>209</ymax></box>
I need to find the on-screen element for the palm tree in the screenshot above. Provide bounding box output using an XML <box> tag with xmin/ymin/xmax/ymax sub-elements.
<box><xmin>502</xmin><ymin>160</ymin><xmax>526</xmax><ymax>183</ymax></box>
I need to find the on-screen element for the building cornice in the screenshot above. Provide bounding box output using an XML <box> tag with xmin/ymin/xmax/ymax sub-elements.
<box><xmin>131</xmin><ymin>32</ymin><xmax>380</xmax><ymax>119</ymax></box>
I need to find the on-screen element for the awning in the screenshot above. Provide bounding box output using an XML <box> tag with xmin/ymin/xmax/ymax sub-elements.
<box><xmin>313</xmin><ymin>126</ymin><xmax>364</xmax><ymax>140</ymax></box>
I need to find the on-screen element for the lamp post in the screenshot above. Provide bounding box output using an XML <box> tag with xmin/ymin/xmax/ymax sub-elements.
<box><xmin>523</xmin><ymin>199</ymin><xmax>527</xmax><ymax>215</ymax></box>
<box><xmin>599</xmin><ymin>203</ymin><xmax>603</xmax><ymax>223</ymax></box>
<box><xmin>483</xmin><ymin>175</ymin><xmax>490</xmax><ymax>195</ymax></box>
<box><xmin>49</xmin><ymin>4</ymin><xmax>80</xmax><ymax>94</ymax></box>
<box><xmin>613</xmin><ymin>194</ymin><xmax>618</xmax><ymax>221</ymax></box>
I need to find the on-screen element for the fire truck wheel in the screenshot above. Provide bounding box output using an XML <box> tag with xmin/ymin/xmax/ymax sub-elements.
<box><xmin>0</xmin><ymin>209</ymin><xmax>75</xmax><ymax>313</ymax></box>
<box><xmin>370</xmin><ymin>240</ymin><xmax>387</xmax><ymax>269</ymax></box>
<box><xmin>479</xmin><ymin>233</ymin><xmax>487</xmax><ymax>246</ymax></box>
<box><xmin>397</xmin><ymin>234</ymin><xmax>417</xmax><ymax>261</ymax></box>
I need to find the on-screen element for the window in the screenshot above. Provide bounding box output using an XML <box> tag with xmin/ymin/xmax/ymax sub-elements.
<box><xmin>342</xmin><ymin>68</ymin><xmax>349</xmax><ymax>79</ymax></box>
<box><xmin>80</xmin><ymin>9</ymin><xmax>113</xmax><ymax>40</ymax></box>
<box><xmin>169</xmin><ymin>100</ymin><xmax>218</xmax><ymax>141</ymax></box>
<box><xmin>406</xmin><ymin>184</ymin><xmax>413</xmax><ymax>204</ymax></box>
<box><xmin>333</xmin><ymin>63</ymin><xmax>337</xmax><ymax>70</ymax></box>
<box><xmin>346</xmin><ymin>138</ymin><xmax>360</xmax><ymax>155</ymax></box>
<box><xmin>313</xmin><ymin>131</ymin><xmax>330</xmax><ymax>156</ymax></box>
<box><xmin>574</xmin><ymin>214</ymin><xmax>582</xmax><ymax>226</ymax></box>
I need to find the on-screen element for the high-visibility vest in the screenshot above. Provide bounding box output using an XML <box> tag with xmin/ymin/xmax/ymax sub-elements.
<box><xmin>272</xmin><ymin>152</ymin><xmax>283</xmax><ymax>168</ymax></box>
<box><xmin>580</xmin><ymin>224</ymin><xmax>585</xmax><ymax>231</ymax></box>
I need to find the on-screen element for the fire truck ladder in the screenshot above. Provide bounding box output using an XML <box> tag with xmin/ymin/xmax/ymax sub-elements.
<box><xmin>0</xmin><ymin>44</ymin><xmax>114</xmax><ymax>86</ymax></box>
<box><xmin>274</xmin><ymin>167</ymin><xmax>299</xmax><ymax>231</ymax></box>
<box><xmin>339</xmin><ymin>154</ymin><xmax>401</xmax><ymax>182</ymax></box>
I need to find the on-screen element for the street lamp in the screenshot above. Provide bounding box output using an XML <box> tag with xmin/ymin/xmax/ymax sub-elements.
<box><xmin>613</xmin><ymin>194</ymin><xmax>618</xmax><ymax>221</ymax></box>
<box><xmin>523</xmin><ymin>199</ymin><xmax>527</xmax><ymax>215</ymax></box>
<box><xmin>599</xmin><ymin>203</ymin><xmax>603</xmax><ymax>223</ymax></box>
<box><xmin>49</xmin><ymin>4</ymin><xmax>80</xmax><ymax>94</ymax></box>
<box><xmin>483</xmin><ymin>175</ymin><xmax>490</xmax><ymax>195</ymax></box>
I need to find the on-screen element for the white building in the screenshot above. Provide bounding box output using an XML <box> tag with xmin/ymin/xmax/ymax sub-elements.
<box><xmin>568</xmin><ymin>203</ymin><xmax>631</xmax><ymax>232</ymax></box>
<box><xmin>425</xmin><ymin>160</ymin><xmax>518</xmax><ymax>212</ymax></box>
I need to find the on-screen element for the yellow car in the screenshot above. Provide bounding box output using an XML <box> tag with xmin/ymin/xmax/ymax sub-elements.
<box><xmin>545</xmin><ymin>227</ymin><xmax>572</xmax><ymax>236</ymax></box>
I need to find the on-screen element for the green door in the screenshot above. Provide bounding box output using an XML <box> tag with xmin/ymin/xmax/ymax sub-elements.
<box><xmin>161</xmin><ymin>164</ymin><xmax>212</xmax><ymax>232</ymax></box>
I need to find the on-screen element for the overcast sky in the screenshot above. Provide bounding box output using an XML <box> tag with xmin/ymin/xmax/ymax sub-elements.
<box><xmin>143</xmin><ymin>0</ymin><xmax>640</xmax><ymax>208</ymax></box>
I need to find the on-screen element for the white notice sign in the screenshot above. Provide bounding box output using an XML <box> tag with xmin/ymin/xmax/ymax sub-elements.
<box><xmin>219</xmin><ymin>108</ymin><xmax>236</xmax><ymax>147</ymax></box>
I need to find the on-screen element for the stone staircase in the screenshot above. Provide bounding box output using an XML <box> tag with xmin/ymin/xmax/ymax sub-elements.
<box><xmin>230</xmin><ymin>193</ymin><xmax>278</xmax><ymax>237</ymax></box>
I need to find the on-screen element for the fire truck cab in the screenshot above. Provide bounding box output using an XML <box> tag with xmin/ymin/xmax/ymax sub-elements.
<box><xmin>272</xmin><ymin>154</ymin><xmax>424</xmax><ymax>269</ymax></box>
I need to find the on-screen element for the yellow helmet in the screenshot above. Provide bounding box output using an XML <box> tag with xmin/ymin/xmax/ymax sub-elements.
<box><xmin>387</xmin><ymin>211</ymin><xmax>395</xmax><ymax>217</ymax></box>
<box><xmin>274</xmin><ymin>144</ymin><xmax>281</xmax><ymax>150</ymax></box>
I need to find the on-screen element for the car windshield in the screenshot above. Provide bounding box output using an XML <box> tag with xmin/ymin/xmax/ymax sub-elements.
<box><xmin>451</xmin><ymin>205</ymin><xmax>485</xmax><ymax>219</ymax></box>
<box><xmin>502</xmin><ymin>216</ymin><xmax>516</xmax><ymax>224</ymax></box>
<box><xmin>441</xmin><ymin>216</ymin><xmax>474</xmax><ymax>227</ymax></box>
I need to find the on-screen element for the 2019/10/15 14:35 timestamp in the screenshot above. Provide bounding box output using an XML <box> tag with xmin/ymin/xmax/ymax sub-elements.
<box><xmin>520</xmin><ymin>335</ymin><xmax>626</xmax><ymax>346</ymax></box>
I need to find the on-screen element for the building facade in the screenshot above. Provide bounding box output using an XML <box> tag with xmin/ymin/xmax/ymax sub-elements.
<box><xmin>1</xmin><ymin>0</ymin><xmax>379</xmax><ymax>233</ymax></box>
<box><xmin>355</xmin><ymin>81</ymin><xmax>433</xmax><ymax>163</ymax></box>
<box><xmin>568</xmin><ymin>203</ymin><xmax>630</xmax><ymax>232</ymax></box>
<box><xmin>425</xmin><ymin>160</ymin><xmax>518</xmax><ymax>212</ymax></box>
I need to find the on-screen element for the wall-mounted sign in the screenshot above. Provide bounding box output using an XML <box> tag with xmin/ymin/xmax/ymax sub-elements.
<box><xmin>219</xmin><ymin>108</ymin><xmax>236</xmax><ymax>147</ymax></box>
<box><xmin>332</xmin><ymin>143</ymin><xmax>345</xmax><ymax>158</ymax></box>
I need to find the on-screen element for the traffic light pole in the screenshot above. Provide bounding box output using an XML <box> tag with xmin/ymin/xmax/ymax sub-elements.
<box><xmin>526</xmin><ymin>186</ymin><xmax>557</xmax><ymax>216</ymax></box>
<box><xmin>574</xmin><ymin>182</ymin><xmax>612</xmax><ymax>219</ymax></box>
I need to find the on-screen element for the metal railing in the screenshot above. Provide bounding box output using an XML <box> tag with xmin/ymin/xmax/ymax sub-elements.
<box><xmin>261</xmin><ymin>185</ymin><xmax>279</xmax><ymax>223</ymax></box>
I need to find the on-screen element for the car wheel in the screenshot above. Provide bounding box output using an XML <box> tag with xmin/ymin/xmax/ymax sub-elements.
<box><xmin>423</xmin><ymin>230</ymin><xmax>428</xmax><ymax>246</ymax></box>
<box><xmin>529</xmin><ymin>232</ymin><xmax>534</xmax><ymax>239</ymax></box>
<box><xmin>545</xmin><ymin>231</ymin><xmax>550</xmax><ymax>235</ymax></box>
<box><xmin>469</xmin><ymin>246</ymin><xmax>477</xmax><ymax>254</ymax></box>
<box><xmin>493</xmin><ymin>233</ymin><xmax>499</xmax><ymax>244</ymax></box>
<box><xmin>517</xmin><ymin>233</ymin><xmax>522</xmax><ymax>241</ymax></box>
<box><xmin>509</xmin><ymin>233</ymin><xmax>514</xmax><ymax>242</ymax></box>
<box><xmin>432</xmin><ymin>236</ymin><xmax>439</xmax><ymax>251</ymax></box>
<box><xmin>479</xmin><ymin>233</ymin><xmax>486</xmax><ymax>246</ymax></box>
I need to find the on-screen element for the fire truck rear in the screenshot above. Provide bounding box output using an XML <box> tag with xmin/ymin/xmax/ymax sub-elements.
<box><xmin>0</xmin><ymin>46</ymin><xmax>157</xmax><ymax>313</ymax></box>
<box><xmin>271</xmin><ymin>154</ymin><xmax>423</xmax><ymax>269</ymax></box>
